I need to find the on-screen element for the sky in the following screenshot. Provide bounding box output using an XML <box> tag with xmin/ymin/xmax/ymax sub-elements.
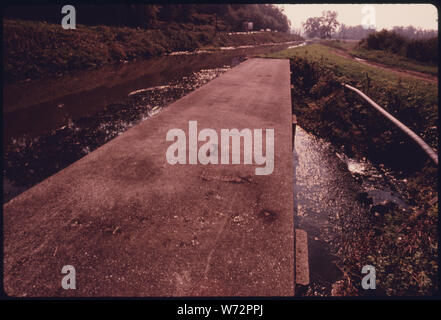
<box><xmin>277</xmin><ymin>4</ymin><xmax>438</xmax><ymax>31</ymax></box>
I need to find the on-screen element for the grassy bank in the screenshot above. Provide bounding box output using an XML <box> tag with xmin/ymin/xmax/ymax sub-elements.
<box><xmin>359</xmin><ymin>29</ymin><xmax>438</xmax><ymax>65</ymax></box>
<box><xmin>266</xmin><ymin>44</ymin><xmax>438</xmax><ymax>152</ymax></box>
<box><xmin>264</xmin><ymin>44</ymin><xmax>438</xmax><ymax>296</ymax></box>
<box><xmin>319</xmin><ymin>39</ymin><xmax>356</xmax><ymax>51</ymax></box>
<box><xmin>319</xmin><ymin>39</ymin><xmax>438</xmax><ymax>76</ymax></box>
<box><xmin>3</xmin><ymin>19</ymin><xmax>302</xmax><ymax>82</ymax></box>
<box><xmin>350</xmin><ymin>47</ymin><xmax>438</xmax><ymax>76</ymax></box>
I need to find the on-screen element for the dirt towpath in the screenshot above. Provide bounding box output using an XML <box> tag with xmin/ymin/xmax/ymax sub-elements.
<box><xmin>330</xmin><ymin>47</ymin><xmax>437</xmax><ymax>83</ymax></box>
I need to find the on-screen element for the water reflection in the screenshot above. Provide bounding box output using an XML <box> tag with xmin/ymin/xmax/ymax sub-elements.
<box><xmin>293</xmin><ymin>126</ymin><xmax>409</xmax><ymax>296</ymax></box>
<box><xmin>3</xmin><ymin>67</ymin><xmax>229</xmax><ymax>202</ymax></box>
<box><xmin>3</xmin><ymin>41</ymin><xmax>300</xmax><ymax>202</ymax></box>
<box><xmin>3</xmin><ymin>42</ymin><xmax>300</xmax><ymax>143</ymax></box>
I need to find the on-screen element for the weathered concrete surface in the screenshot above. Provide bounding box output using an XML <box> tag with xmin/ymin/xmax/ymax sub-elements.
<box><xmin>295</xmin><ymin>229</ymin><xmax>309</xmax><ymax>286</ymax></box>
<box><xmin>3</xmin><ymin>58</ymin><xmax>294</xmax><ymax>297</ymax></box>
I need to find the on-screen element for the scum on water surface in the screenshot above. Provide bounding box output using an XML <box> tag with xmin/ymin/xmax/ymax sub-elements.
<box><xmin>3</xmin><ymin>67</ymin><xmax>231</xmax><ymax>202</ymax></box>
<box><xmin>294</xmin><ymin>126</ymin><xmax>413</xmax><ymax>296</ymax></box>
<box><xmin>4</xmin><ymin>41</ymin><xmax>303</xmax><ymax>202</ymax></box>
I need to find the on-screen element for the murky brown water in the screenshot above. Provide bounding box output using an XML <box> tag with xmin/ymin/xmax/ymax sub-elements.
<box><xmin>3</xmin><ymin>41</ymin><xmax>301</xmax><ymax>202</ymax></box>
<box><xmin>293</xmin><ymin>126</ymin><xmax>410</xmax><ymax>296</ymax></box>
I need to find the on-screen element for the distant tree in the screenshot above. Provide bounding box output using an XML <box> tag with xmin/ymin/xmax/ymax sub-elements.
<box><xmin>302</xmin><ymin>16</ymin><xmax>323</xmax><ymax>38</ymax></box>
<box><xmin>158</xmin><ymin>4</ymin><xmax>182</xmax><ymax>23</ymax></box>
<box><xmin>392</xmin><ymin>25</ymin><xmax>437</xmax><ymax>40</ymax></box>
<box><xmin>335</xmin><ymin>24</ymin><xmax>376</xmax><ymax>40</ymax></box>
<box><xmin>291</xmin><ymin>27</ymin><xmax>302</xmax><ymax>36</ymax></box>
<box><xmin>360</xmin><ymin>28</ymin><xmax>438</xmax><ymax>64</ymax></box>
<box><xmin>3</xmin><ymin>4</ymin><xmax>293</xmax><ymax>32</ymax></box>
<box><xmin>302</xmin><ymin>10</ymin><xmax>339</xmax><ymax>38</ymax></box>
<box><xmin>321</xmin><ymin>10</ymin><xmax>339</xmax><ymax>38</ymax></box>
<box><xmin>143</xmin><ymin>5</ymin><xmax>160</xmax><ymax>27</ymax></box>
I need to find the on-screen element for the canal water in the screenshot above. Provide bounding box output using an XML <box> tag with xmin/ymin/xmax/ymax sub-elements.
<box><xmin>293</xmin><ymin>126</ymin><xmax>410</xmax><ymax>296</ymax></box>
<box><xmin>3</xmin><ymin>41</ymin><xmax>301</xmax><ymax>202</ymax></box>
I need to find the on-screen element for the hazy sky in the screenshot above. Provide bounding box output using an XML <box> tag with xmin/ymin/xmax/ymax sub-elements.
<box><xmin>277</xmin><ymin>4</ymin><xmax>438</xmax><ymax>31</ymax></box>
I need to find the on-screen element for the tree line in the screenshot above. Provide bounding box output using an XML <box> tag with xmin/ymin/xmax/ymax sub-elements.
<box><xmin>4</xmin><ymin>4</ymin><xmax>291</xmax><ymax>32</ymax></box>
<box><xmin>359</xmin><ymin>29</ymin><xmax>438</xmax><ymax>64</ymax></box>
<box><xmin>335</xmin><ymin>25</ymin><xmax>437</xmax><ymax>40</ymax></box>
<box><xmin>302</xmin><ymin>10</ymin><xmax>437</xmax><ymax>41</ymax></box>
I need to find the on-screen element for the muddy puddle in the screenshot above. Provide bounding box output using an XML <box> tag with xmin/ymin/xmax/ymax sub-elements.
<box><xmin>3</xmin><ymin>41</ymin><xmax>302</xmax><ymax>203</ymax></box>
<box><xmin>293</xmin><ymin>126</ymin><xmax>410</xmax><ymax>296</ymax></box>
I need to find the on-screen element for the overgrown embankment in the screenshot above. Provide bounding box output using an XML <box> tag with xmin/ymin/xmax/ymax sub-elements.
<box><xmin>351</xmin><ymin>29</ymin><xmax>437</xmax><ymax>76</ymax></box>
<box><xmin>359</xmin><ymin>29</ymin><xmax>438</xmax><ymax>65</ymax></box>
<box><xmin>3</xmin><ymin>19</ymin><xmax>302</xmax><ymax>83</ymax></box>
<box><xmin>319</xmin><ymin>39</ymin><xmax>438</xmax><ymax>77</ymax></box>
<box><xmin>349</xmin><ymin>47</ymin><xmax>438</xmax><ymax>76</ymax></box>
<box><xmin>266</xmin><ymin>44</ymin><xmax>438</xmax><ymax>296</ymax></box>
<box><xmin>268</xmin><ymin>44</ymin><xmax>438</xmax><ymax>160</ymax></box>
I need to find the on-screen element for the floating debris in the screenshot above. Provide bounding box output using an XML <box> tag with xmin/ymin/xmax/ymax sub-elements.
<box><xmin>128</xmin><ymin>85</ymin><xmax>173</xmax><ymax>96</ymax></box>
<box><xmin>3</xmin><ymin>66</ymin><xmax>232</xmax><ymax>203</ymax></box>
<box><xmin>294</xmin><ymin>126</ymin><xmax>418</xmax><ymax>296</ymax></box>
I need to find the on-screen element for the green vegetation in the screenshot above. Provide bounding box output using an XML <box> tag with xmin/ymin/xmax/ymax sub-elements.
<box><xmin>4</xmin><ymin>19</ymin><xmax>302</xmax><ymax>82</ymax></box>
<box><xmin>265</xmin><ymin>44</ymin><xmax>437</xmax><ymax>141</ymax></box>
<box><xmin>318</xmin><ymin>38</ymin><xmax>438</xmax><ymax>75</ymax></box>
<box><xmin>309</xmin><ymin>26</ymin><xmax>438</xmax><ymax>76</ymax></box>
<box><xmin>4</xmin><ymin>4</ymin><xmax>291</xmax><ymax>32</ymax></box>
<box><xmin>319</xmin><ymin>39</ymin><xmax>357</xmax><ymax>51</ymax></box>
<box><xmin>4</xmin><ymin>3</ymin><xmax>298</xmax><ymax>82</ymax></box>
<box><xmin>333</xmin><ymin>25</ymin><xmax>437</xmax><ymax>41</ymax></box>
<box><xmin>302</xmin><ymin>10</ymin><xmax>340</xmax><ymax>38</ymax></box>
<box><xmin>334</xmin><ymin>24</ymin><xmax>376</xmax><ymax>40</ymax></box>
<box><xmin>359</xmin><ymin>29</ymin><xmax>438</xmax><ymax>64</ymax></box>
<box><xmin>264</xmin><ymin>43</ymin><xmax>438</xmax><ymax>296</ymax></box>
<box><xmin>265</xmin><ymin>44</ymin><xmax>437</xmax><ymax>166</ymax></box>
<box><xmin>350</xmin><ymin>47</ymin><xmax>438</xmax><ymax>76</ymax></box>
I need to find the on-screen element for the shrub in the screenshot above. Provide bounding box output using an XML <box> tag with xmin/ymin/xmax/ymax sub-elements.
<box><xmin>360</xmin><ymin>29</ymin><xmax>437</xmax><ymax>65</ymax></box>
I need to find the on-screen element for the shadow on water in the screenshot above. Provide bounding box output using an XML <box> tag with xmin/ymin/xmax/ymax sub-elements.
<box><xmin>3</xmin><ymin>42</ymin><xmax>301</xmax><ymax>202</ymax></box>
<box><xmin>293</xmin><ymin>126</ymin><xmax>410</xmax><ymax>296</ymax></box>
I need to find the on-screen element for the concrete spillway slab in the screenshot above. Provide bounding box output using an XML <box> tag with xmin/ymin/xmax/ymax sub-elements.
<box><xmin>3</xmin><ymin>58</ymin><xmax>294</xmax><ymax>297</ymax></box>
